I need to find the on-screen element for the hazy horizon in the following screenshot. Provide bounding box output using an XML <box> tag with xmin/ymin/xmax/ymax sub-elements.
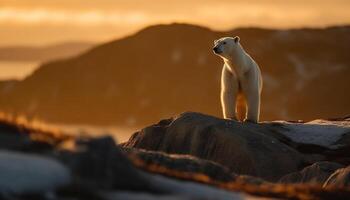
<box><xmin>3</xmin><ymin>22</ymin><xmax>350</xmax><ymax>48</ymax></box>
<box><xmin>1</xmin><ymin>0</ymin><xmax>350</xmax><ymax>46</ymax></box>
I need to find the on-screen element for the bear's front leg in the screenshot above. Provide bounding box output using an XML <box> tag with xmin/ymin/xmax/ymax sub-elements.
<box><xmin>245</xmin><ymin>89</ymin><xmax>260</xmax><ymax>123</ymax></box>
<box><xmin>221</xmin><ymin>66</ymin><xmax>239</xmax><ymax>120</ymax></box>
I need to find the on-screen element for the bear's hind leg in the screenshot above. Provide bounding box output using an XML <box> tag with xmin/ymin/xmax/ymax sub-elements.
<box><xmin>236</xmin><ymin>93</ymin><xmax>246</xmax><ymax>122</ymax></box>
<box><xmin>246</xmin><ymin>91</ymin><xmax>260</xmax><ymax>123</ymax></box>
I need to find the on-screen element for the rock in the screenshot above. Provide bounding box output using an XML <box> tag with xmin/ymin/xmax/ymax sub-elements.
<box><xmin>122</xmin><ymin>112</ymin><xmax>305</xmax><ymax>181</ymax></box>
<box><xmin>274</xmin><ymin>117</ymin><xmax>350</xmax><ymax>166</ymax></box>
<box><xmin>0</xmin><ymin>113</ymin><xmax>350</xmax><ymax>200</ymax></box>
<box><xmin>324</xmin><ymin>165</ymin><xmax>350</xmax><ymax>187</ymax></box>
<box><xmin>0</xmin><ymin>118</ymin><xmax>71</xmax><ymax>153</ymax></box>
<box><xmin>235</xmin><ymin>175</ymin><xmax>269</xmax><ymax>185</ymax></box>
<box><xmin>276</xmin><ymin>119</ymin><xmax>350</xmax><ymax>149</ymax></box>
<box><xmin>102</xmin><ymin>192</ymin><xmax>194</xmax><ymax>200</ymax></box>
<box><xmin>0</xmin><ymin>150</ymin><xmax>71</xmax><ymax>194</ymax></box>
<box><xmin>60</xmin><ymin>136</ymin><xmax>153</xmax><ymax>191</ymax></box>
<box><xmin>122</xmin><ymin>147</ymin><xmax>237</xmax><ymax>182</ymax></box>
<box><xmin>59</xmin><ymin>137</ymin><xmax>264</xmax><ymax>200</ymax></box>
<box><xmin>279</xmin><ymin>161</ymin><xmax>344</xmax><ymax>184</ymax></box>
<box><xmin>140</xmin><ymin>173</ymin><xmax>255</xmax><ymax>200</ymax></box>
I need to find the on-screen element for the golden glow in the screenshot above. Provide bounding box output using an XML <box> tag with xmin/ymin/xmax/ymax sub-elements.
<box><xmin>0</xmin><ymin>7</ymin><xmax>150</xmax><ymax>26</ymax></box>
<box><xmin>0</xmin><ymin>0</ymin><xmax>350</xmax><ymax>46</ymax></box>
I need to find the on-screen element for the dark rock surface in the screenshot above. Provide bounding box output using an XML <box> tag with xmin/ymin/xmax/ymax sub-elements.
<box><xmin>122</xmin><ymin>147</ymin><xmax>237</xmax><ymax>182</ymax></box>
<box><xmin>123</xmin><ymin>112</ymin><xmax>350</xmax><ymax>182</ymax></box>
<box><xmin>2</xmin><ymin>114</ymin><xmax>350</xmax><ymax>200</ymax></box>
<box><xmin>61</xmin><ymin>137</ymin><xmax>153</xmax><ymax>191</ymax></box>
<box><xmin>324</xmin><ymin>165</ymin><xmax>350</xmax><ymax>187</ymax></box>
<box><xmin>123</xmin><ymin>112</ymin><xmax>306</xmax><ymax>181</ymax></box>
<box><xmin>0</xmin><ymin>117</ymin><xmax>71</xmax><ymax>153</ymax></box>
<box><xmin>279</xmin><ymin>161</ymin><xmax>344</xmax><ymax>184</ymax></box>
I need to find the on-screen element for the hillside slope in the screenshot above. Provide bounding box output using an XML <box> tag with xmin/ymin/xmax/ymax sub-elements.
<box><xmin>0</xmin><ymin>24</ymin><xmax>349</xmax><ymax>126</ymax></box>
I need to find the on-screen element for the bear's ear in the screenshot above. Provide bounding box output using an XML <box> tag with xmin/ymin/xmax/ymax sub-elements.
<box><xmin>233</xmin><ymin>36</ymin><xmax>240</xmax><ymax>43</ymax></box>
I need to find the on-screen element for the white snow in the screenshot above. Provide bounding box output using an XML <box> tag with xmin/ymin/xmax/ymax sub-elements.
<box><xmin>277</xmin><ymin>119</ymin><xmax>350</xmax><ymax>148</ymax></box>
<box><xmin>0</xmin><ymin>151</ymin><xmax>71</xmax><ymax>194</ymax></box>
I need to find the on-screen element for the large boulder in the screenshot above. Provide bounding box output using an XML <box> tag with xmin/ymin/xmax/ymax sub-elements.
<box><xmin>122</xmin><ymin>112</ymin><xmax>306</xmax><ymax>181</ymax></box>
<box><xmin>324</xmin><ymin>166</ymin><xmax>350</xmax><ymax>187</ymax></box>
<box><xmin>279</xmin><ymin>161</ymin><xmax>344</xmax><ymax>184</ymax></box>
<box><xmin>122</xmin><ymin>147</ymin><xmax>237</xmax><ymax>182</ymax></box>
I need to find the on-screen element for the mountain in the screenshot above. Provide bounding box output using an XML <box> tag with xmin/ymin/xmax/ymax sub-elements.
<box><xmin>0</xmin><ymin>23</ymin><xmax>349</xmax><ymax>126</ymax></box>
<box><xmin>0</xmin><ymin>42</ymin><xmax>94</xmax><ymax>62</ymax></box>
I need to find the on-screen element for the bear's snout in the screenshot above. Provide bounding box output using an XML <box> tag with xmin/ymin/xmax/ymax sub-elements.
<box><xmin>213</xmin><ymin>47</ymin><xmax>221</xmax><ymax>54</ymax></box>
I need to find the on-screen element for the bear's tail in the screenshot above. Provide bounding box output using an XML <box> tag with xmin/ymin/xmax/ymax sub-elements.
<box><xmin>236</xmin><ymin>93</ymin><xmax>246</xmax><ymax>122</ymax></box>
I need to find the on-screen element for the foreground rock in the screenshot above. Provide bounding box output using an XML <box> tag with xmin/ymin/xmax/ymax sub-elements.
<box><xmin>324</xmin><ymin>166</ymin><xmax>350</xmax><ymax>187</ymax></box>
<box><xmin>279</xmin><ymin>162</ymin><xmax>344</xmax><ymax>185</ymax></box>
<box><xmin>1</xmin><ymin>114</ymin><xmax>350</xmax><ymax>200</ymax></box>
<box><xmin>0</xmin><ymin>151</ymin><xmax>70</xmax><ymax>194</ymax></box>
<box><xmin>123</xmin><ymin>112</ymin><xmax>350</xmax><ymax>181</ymax></box>
<box><xmin>123</xmin><ymin>112</ymin><xmax>305</xmax><ymax>181</ymax></box>
<box><xmin>0</xmin><ymin>118</ymin><xmax>261</xmax><ymax>199</ymax></box>
<box><xmin>123</xmin><ymin>147</ymin><xmax>237</xmax><ymax>182</ymax></box>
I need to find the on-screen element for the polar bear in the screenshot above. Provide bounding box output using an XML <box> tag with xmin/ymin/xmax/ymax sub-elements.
<box><xmin>213</xmin><ymin>36</ymin><xmax>263</xmax><ymax>123</ymax></box>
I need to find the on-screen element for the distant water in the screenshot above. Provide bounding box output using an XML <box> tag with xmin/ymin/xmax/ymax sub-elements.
<box><xmin>55</xmin><ymin>123</ymin><xmax>139</xmax><ymax>143</ymax></box>
<box><xmin>0</xmin><ymin>61</ymin><xmax>41</xmax><ymax>80</ymax></box>
<box><xmin>20</xmin><ymin>118</ymin><xmax>139</xmax><ymax>143</ymax></box>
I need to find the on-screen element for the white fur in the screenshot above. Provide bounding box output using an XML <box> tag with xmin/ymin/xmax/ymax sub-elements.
<box><xmin>213</xmin><ymin>36</ymin><xmax>263</xmax><ymax>123</ymax></box>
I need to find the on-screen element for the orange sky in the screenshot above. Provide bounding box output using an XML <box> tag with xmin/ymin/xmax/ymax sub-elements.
<box><xmin>1</xmin><ymin>0</ymin><xmax>350</xmax><ymax>46</ymax></box>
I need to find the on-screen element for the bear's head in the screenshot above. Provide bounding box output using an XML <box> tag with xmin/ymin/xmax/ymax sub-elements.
<box><xmin>213</xmin><ymin>36</ymin><xmax>240</xmax><ymax>59</ymax></box>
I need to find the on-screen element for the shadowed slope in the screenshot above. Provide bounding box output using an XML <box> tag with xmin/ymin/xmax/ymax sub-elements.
<box><xmin>0</xmin><ymin>24</ymin><xmax>349</xmax><ymax>126</ymax></box>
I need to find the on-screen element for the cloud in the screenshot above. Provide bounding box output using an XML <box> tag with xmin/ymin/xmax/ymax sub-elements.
<box><xmin>0</xmin><ymin>7</ymin><xmax>152</xmax><ymax>26</ymax></box>
<box><xmin>0</xmin><ymin>1</ymin><xmax>349</xmax><ymax>46</ymax></box>
<box><xmin>1</xmin><ymin>2</ymin><xmax>349</xmax><ymax>29</ymax></box>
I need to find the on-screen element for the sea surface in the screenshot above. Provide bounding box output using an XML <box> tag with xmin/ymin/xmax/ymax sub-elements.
<box><xmin>0</xmin><ymin>61</ymin><xmax>41</xmax><ymax>80</ymax></box>
<box><xmin>55</xmin><ymin>123</ymin><xmax>139</xmax><ymax>143</ymax></box>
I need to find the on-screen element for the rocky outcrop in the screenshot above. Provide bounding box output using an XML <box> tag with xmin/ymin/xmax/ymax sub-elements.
<box><xmin>324</xmin><ymin>166</ymin><xmax>350</xmax><ymax>187</ymax></box>
<box><xmin>123</xmin><ymin>112</ymin><xmax>350</xmax><ymax>182</ymax></box>
<box><xmin>123</xmin><ymin>147</ymin><xmax>237</xmax><ymax>182</ymax></box>
<box><xmin>123</xmin><ymin>112</ymin><xmax>305</xmax><ymax>181</ymax></box>
<box><xmin>0</xmin><ymin>117</ymin><xmax>72</xmax><ymax>152</ymax></box>
<box><xmin>0</xmin><ymin>119</ymin><xmax>264</xmax><ymax>200</ymax></box>
<box><xmin>2</xmin><ymin>113</ymin><xmax>350</xmax><ymax>199</ymax></box>
<box><xmin>279</xmin><ymin>162</ymin><xmax>344</xmax><ymax>184</ymax></box>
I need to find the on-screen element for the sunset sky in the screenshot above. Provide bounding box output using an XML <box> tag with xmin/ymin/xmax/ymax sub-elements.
<box><xmin>1</xmin><ymin>0</ymin><xmax>350</xmax><ymax>46</ymax></box>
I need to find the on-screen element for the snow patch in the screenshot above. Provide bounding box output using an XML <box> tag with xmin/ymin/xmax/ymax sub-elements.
<box><xmin>0</xmin><ymin>151</ymin><xmax>71</xmax><ymax>194</ymax></box>
<box><xmin>278</xmin><ymin>120</ymin><xmax>350</xmax><ymax>148</ymax></box>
